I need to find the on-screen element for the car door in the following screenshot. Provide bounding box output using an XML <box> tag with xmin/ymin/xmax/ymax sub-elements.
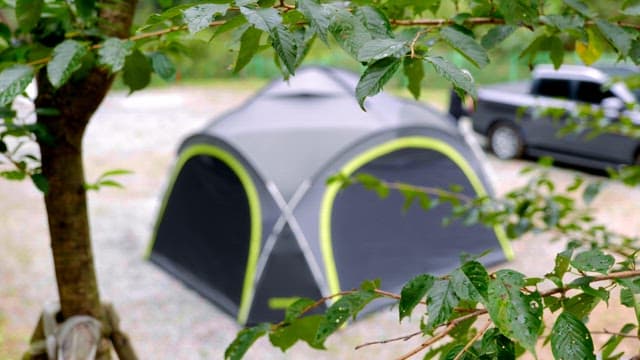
<box><xmin>524</xmin><ymin>78</ymin><xmax>577</xmax><ymax>152</ymax></box>
<box><xmin>567</xmin><ymin>80</ymin><xmax>638</xmax><ymax>164</ymax></box>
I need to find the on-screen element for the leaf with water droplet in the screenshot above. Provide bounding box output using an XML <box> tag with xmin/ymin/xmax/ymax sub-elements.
<box><xmin>551</xmin><ymin>312</ymin><xmax>595</xmax><ymax>360</ymax></box>
<box><xmin>487</xmin><ymin>270</ymin><xmax>542</xmax><ymax>355</ymax></box>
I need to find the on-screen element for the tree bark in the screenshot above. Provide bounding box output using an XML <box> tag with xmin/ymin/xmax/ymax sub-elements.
<box><xmin>32</xmin><ymin>0</ymin><xmax>137</xmax><ymax>357</ymax></box>
<box><xmin>36</xmin><ymin>66</ymin><xmax>113</xmax><ymax>319</ymax></box>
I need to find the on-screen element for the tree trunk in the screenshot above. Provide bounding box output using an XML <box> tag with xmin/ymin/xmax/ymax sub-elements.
<box><xmin>32</xmin><ymin>0</ymin><xmax>137</xmax><ymax>357</ymax></box>
<box><xmin>36</xmin><ymin>67</ymin><xmax>113</xmax><ymax>320</ymax></box>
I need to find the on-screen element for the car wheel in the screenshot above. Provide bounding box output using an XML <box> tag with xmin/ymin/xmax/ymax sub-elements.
<box><xmin>489</xmin><ymin>123</ymin><xmax>524</xmax><ymax>160</ymax></box>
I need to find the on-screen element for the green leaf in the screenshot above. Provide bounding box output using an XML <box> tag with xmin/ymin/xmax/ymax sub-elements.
<box><xmin>354</xmin><ymin>173</ymin><xmax>389</xmax><ymax>198</ymax></box>
<box><xmin>545</xmin><ymin>250</ymin><xmax>572</xmax><ymax>287</ymax></box>
<box><xmin>0</xmin><ymin>170</ymin><xmax>27</xmax><ymax>181</ymax></box>
<box><xmin>486</xmin><ymin>270</ymin><xmax>542</xmax><ymax>355</ymax></box>
<box><xmin>619</xmin><ymin>284</ymin><xmax>640</xmax><ymax>328</ymax></box>
<box><xmin>47</xmin><ymin>40</ymin><xmax>88</xmax><ymax>89</ymax></box>
<box><xmin>269</xmin><ymin>315</ymin><xmax>324</xmax><ymax>351</ymax></box>
<box><xmin>0</xmin><ymin>140</ymin><xmax>6</xmax><ymax>153</ymax></box>
<box><xmin>582</xmin><ymin>181</ymin><xmax>602</xmax><ymax>205</ymax></box>
<box><xmin>451</xmin><ymin>260</ymin><xmax>489</xmax><ymax>305</ymax></box>
<box><xmin>481</xmin><ymin>25</ymin><xmax>516</xmax><ymax>50</ymax></box>
<box><xmin>285</xmin><ymin>298</ymin><xmax>316</xmax><ymax>322</ymax></box>
<box><xmin>328</xmin><ymin>9</ymin><xmax>372</xmax><ymax>59</ymax></box>
<box><xmin>213</xmin><ymin>15</ymin><xmax>248</xmax><ymax>38</ymax></box>
<box><xmin>270</xmin><ymin>24</ymin><xmax>298</xmax><ymax>75</ymax></box>
<box><xmin>97</xmin><ymin>179</ymin><xmax>124</xmax><ymax>189</ymax></box>
<box><xmin>422</xmin><ymin>0</ymin><xmax>442</xmax><ymax>14</ymax></box>
<box><xmin>545</xmin><ymin>296</ymin><xmax>562</xmax><ymax>313</ymax></box>
<box><xmin>630</xmin><ymin>39</ymin><xmax>640</xmax><ymax>65</ymax></box>
<box><xmin>183</xmin><ymin>4</ymin><xmax>229</xmax><ymax>34</ymax></box>
<box><xmin>224</xmin><ymin>323</ymin><xmax>270</xmax><ymax>360</ymax></box>
<box><xmin>496</xmin><ymin>0</ymin><xmax>538</xmax><ymax>25</ymax></box>
<box><xmin>425</xmin><ymin>56</ymin><xmax>476</xmax><ymax>99</ymax></box>
<box><xmin>239</xmin><ymin>7</ymin><xmax>297</xmax><ymax>74</ymax></box>
<box><xmin>99</xmin><ymin>169</ymin><xmax>133</xmax><ymax>178</ymax></box>
<box><xmin>234</xmin><ymin>27</ymin><xmax>262</xmax><ymax>73</ymax></box>
<box><xmin>98</xmin><ymin>38</ymin><xmax>134</xmax><ymax>73</ymax></box>
<box><xmin>399</xmin><ymin>274</ymin><xmax>435</xmax><ymax>321</ymax></box>
<box><xmin>481</xmin><ymin>328</ymin><xmax>516</xmax><ymax>359</ymax></box>
<box><xmin>16</xmin><ymin>0</ymin><xmax>43</xmax><ymax>32</ymax></box>
<box><xmin>75</xmin><ymin>0</ymin><xmax>96</xmax><ymax>20</ymax></box>
<box><xmin>30</xmin><ymin>173</ymin><xmax>49</xmax><ymax>194</ymax></box>
<box><xmin>595</xmin><ymin>19</ymin><xmax>632</xmax><ymax>55</ymax></box>
<box><xmin>150</xmin><ymin>52</ymin><xmax>176</xmax><ymax>81</ymax></box>
<box><xmin>564</xmin><ymin>0</ymin><xmax>594</xmax><ymax>17</ymax></box>
<box><xmin>0</xmin><ymin>23</ymin><xmax>10</xmax><ymax>43</ymax></box>
<box><xmin>440</xmin><ymin>27</ymin><xmax>489</xmax><ymax>68</ymax></box>
<box><xmin>0</xmin><ymin>65</ymin><xmax>34</xmax><ymax>107</ymax></box>
<box><xmin>425</xmin><ymin>279</ymin><xmax>458</xmax><ymax>332</ymax></box>
<box><xmin>123</xmin><ymin>49</ymin><xmax>152</xmax><ymax>93</ymax></box>
<box><xmin>442</xmin><ymin>344</ymin><xmax>478</xmax><ymax>360</ymax></box>
<box><xmin>563</xmin><ymin>293</ymin><xmax>599</xmax><ymax>321</ymax></box>
<box><xmin>519</xmin><ymin>35</ymin><xmax>545</xmax><ymax>66</ymax></box>
<box><xmin>354</xmin><ymin>6</ymin><xmax>392</xmax><ymax>39</ymax></box>
<box><xmin>403</xmin><ymin>57</ymin><xmax>424</xmax><ymax>100</ymax></box>
<box><xmin>314</xmin><ymin>289</ymin><xmax>379</xmax><ymax>346</ymax></box>
<box><xmin>551</xmin><ymin>312</ymin><xmax>595</xmax><ymax>360</ymax></box>
<box><xmin>357</xmin><ymin>39</ymin><xmax>407</xmax><ymax>62</ymax></box>
<box><xmin>571</xmin><ymin>249</ymin><xmax>614</xmax><ymax>274</ymax></box>
<box><xmin>548</xmin><ymin>36</ymin><xmax>564</xmax><ymax>70</ymax></box>
<box><xmin>601</xmin><ymin>323</ymin><xmax>636</xmax><ymax>359</ymax></box>
<box><xmin>240</xmin><ymin>7</ymin><xmax>281</xmax><ymax>32</ymax></box>
<box><xmin>541</xmin><ymin>15</ymin><xmax>584</xmax><ymax>32</ymax></box>
<box><xmin>355</xmin><ymin>57</ymin><xmax>401</xmax><ymax>110</ymax></box>
<box><xmin>298</xmin><ymin>0</ymin><xmax>331</xmax><ymax>43</ymax></box>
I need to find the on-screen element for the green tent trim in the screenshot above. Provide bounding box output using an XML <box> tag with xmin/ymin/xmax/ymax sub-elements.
<box><xmin>319</xmin><ymin>136</ymin><xmax>514</xmax><ymax>297</ymax></box>
<box><xmin>146</xmin><ymin>144</ymin><xmax>262</xmax><ymax>325</ymax></box>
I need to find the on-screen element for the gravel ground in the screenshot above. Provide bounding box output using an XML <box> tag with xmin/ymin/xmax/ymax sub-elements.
<box><xmin>1</xmin><ymin>85</ymin><xmax>639</xmax><ymax>359</ymax></box>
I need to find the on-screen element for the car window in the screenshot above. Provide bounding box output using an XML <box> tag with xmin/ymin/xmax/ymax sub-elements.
<box><xmin>534</xmin><ymin>79</ymin><xmax>571</xmax><ymax>99</ymax></box>
<box><xmin>575</xmin><ymin>81</ymin><xmax>614</xmax><ymax>104</ymax></box>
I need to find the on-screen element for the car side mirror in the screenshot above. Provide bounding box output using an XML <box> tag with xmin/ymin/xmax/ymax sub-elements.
<box><xmin>601</xmin><ymin>97</ymin><xmax>625</xmax><ymax>118</ymax></box>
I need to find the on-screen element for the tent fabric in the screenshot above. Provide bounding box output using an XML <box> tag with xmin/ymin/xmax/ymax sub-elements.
<box><xmin>149</xmin><ymin>66</ymin><xmax>513</xmax><ymax>325</ymax></box>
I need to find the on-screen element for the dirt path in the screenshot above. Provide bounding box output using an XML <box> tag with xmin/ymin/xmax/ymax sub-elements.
<box><xmin>0</xmin><ymin>85</ymin><xmax>638</xmax><ymax>359</ymax></box>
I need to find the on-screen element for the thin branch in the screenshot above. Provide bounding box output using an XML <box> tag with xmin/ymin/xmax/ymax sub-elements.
<box><xmin>390</xmin><ymin>17</ymin><xmax>640</xmax><ymax>31</ymax></box>
<box><xmin>395</xmin><ymin>323</ymin><xmax>456</xmax><ymax>360</ymax></box>
<box><xmin>409</xmin><ymin>30</ymin><xmax>428</xmax><ymax>59</ymax></box>
<box><xmin>540</xmin><ymin>269</ymin><xmax>640</xmax><ymax>298</ymax></box>
<box><xmin>453</xmin><ymin>319</ymin><xmax>491</xmax><ymax>360</ymax></box>
<box><xmin>592</xmin><ymin>329</ymin><xmax>639</xmax><ymax>338</ymax></box>
<box><xmin>355</xmin><ymin>330</ymin><xmax>423</xmax><ymax>350</ymax></box>
<box><xmin>358</xmin><ymin>270</ymin><xmax>640</xmax><ymax>356</ymax></box>
<box><xmin>382</xmin><ymin>180</ymin><xmax>475</xmax><ymax>203</ymax></box>
<box><xmin>390</xmin><ymin>17</ymin><xmax>505</xmax><ymax>27</ymax></box>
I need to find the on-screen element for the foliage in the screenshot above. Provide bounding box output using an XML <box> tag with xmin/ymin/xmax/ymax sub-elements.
<box><xmin>0</xmin><ymin>0</ymin><xmax>640</xmax><ymax>358</ymax></box>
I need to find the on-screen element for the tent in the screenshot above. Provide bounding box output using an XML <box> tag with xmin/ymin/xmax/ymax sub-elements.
<box><xmin>147</xmin><ymin>66</ymin><xmax>513</xmax><ymax>325</ymax></box>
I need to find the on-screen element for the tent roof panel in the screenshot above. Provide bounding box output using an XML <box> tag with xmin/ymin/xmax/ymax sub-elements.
<box><xmin>194</xmin><ymin>66</ymin><xmax>461</xmax><ymax>200</ymax></box>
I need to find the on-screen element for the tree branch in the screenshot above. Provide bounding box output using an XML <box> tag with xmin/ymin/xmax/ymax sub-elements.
<box><xmin>390</xmin><ymin>17</ymin><xmax>640</xmax><ymax>30</ymax></box>
<box><xmin>354</xmin><ymin>270</ymin><xmax>640</xmax><ymax>356</ymax></box>
<box><xmin>592</xmin><ymin>329</ymin><xmax>639</xmax><ymax>339</ymax></box>
<box><xmin>453</xmin><ymin>319</ymin><xmax>491</xmax><ymax>360</ymax></box>
<box><xmin>395</xmin><ymin>323</ymin><xmax>456</xmax><ymax>360</ymax></box>
<box><xmin>355</xmin><ymin>330</ymin><xmax>423</xmax><ymax>350</ymax></box>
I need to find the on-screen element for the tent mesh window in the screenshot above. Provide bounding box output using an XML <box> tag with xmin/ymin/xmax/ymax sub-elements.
<box><xmin>153</xmin><ymin>155</ymin><xmax>251</xmax><ymax>307</ymax></box>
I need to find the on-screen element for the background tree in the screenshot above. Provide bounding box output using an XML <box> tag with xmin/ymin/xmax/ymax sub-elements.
<box><xmin>0</xmin><ymin>0</ymin><xmax>639</xmax><ymax>358</ymax></box>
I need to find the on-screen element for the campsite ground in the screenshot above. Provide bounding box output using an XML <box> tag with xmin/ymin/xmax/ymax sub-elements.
<box><xmin>1</xmin><ymin>84</ymin><xmax>638</xmax><ymax>359</ymax></box>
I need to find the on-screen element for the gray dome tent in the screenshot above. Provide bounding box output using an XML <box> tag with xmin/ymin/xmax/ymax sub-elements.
<box><xmin>147</xmin><ymin>67</ymin><xmax>512</xmax><ymax>325</ymax></box>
